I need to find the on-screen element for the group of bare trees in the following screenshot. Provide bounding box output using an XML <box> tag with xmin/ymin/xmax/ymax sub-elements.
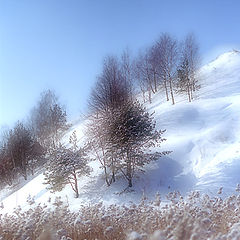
<box><xmin>87</xmin><ymin>55</ymin><xmax>169</xmax><ymax>188</ymax></box>
<box><xmin>0</xmin><ymin>122</ymin><xmax>44</xmax><ymax>185</ymax></box>
<box><xmin>30</xmin><ymin>90</ymin><xmax>69</xmax><ymax>149</ymax></box>
<box><xmin>177</xmin><ymin>34</ymin><xmax>200</xmax><ymax>102</ymax></box>
<box><xmin>134</xmin><ymin>33</ymin><xmax>200</xmax><ymax>104</ymax></box>
<box><xmin>87</xmin><ymin>55</ymin><xmax>132</xmax><ymax>186</ymax></box>
<box><xmin>0</xmin><ymin>90</ymin><xmax>69</xmax><ymax>187</ymax></box>
<box><xmin>86</xmin><ymin>32</ymin><xmax>200</xmax><ymax>189</ymax></box>
<box><xmin>0</xmin><ymin>32</ymin><xmax>201</xmax><ymax>194</ymax></box>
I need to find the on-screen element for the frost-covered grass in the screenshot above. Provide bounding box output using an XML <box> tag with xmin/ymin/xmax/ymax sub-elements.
<box><xmin>1</xmin><ymin>189</ymin><xmax>240</xmax><ymax>240</ymax></box>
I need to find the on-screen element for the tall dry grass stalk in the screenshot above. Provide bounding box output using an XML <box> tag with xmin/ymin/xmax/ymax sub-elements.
<box><xmin>1</xmin><ymin>188</ymin><xmax>240</xmax><ymax>239</ymax></box>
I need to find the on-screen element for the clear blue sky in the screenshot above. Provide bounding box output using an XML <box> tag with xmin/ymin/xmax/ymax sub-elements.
<box><xmin>1</xmin><ymin>0</ymin><xmax>240</xmax><ymax>128</ymax></box>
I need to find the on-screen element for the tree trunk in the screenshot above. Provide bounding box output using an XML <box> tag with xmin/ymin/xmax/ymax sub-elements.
<box><xmin>192</xmin><ymin>77</ymin><xmax>196</xmax><ymax>91</ymax></box>
<box><xmin>148</xmin><ymin>85</ymin><xmax>152</xmax><ymax>103</ymax></box>
<box><xmin>10</xmin><ymin>150</ymin><xmax>16</xmax><ymax>169</ymax></box>
<box><xmin>169</xmin><ymin>78</ymin><xmax>175</xmax><ymax>105</ymax></box>
<box><xmin>150</xmin><ymin>83</ymin><xmax>156</xmax><ymax>94</ymax></box>
<box><xmin>111</xmin><ymin>169</ymin><xmax>115</xmax><ymax>183</ymax></box>
<box><xmin>73</xmin><ymin>172</ymin><xmax>79</xmax><ymax>198</ymax></box>
<box><xmin>190</xmin><ymin>84</ymin><xmax>193</xmax><ymax>100</ymax></box>
<box><xmin>111</xmin><ymin>155</ymin><xmax>116</xmax><ymax>183</ymax></box>
<box><xmin>128</xmin><ymin>178</ymin><xmax>133</xmax><ymax>188</ymax></box>
<box><xmin>154</xmin><ymin>72</ymin><xmax>157</xmax><ymax>93</ymax></box>
<box><xmin>126</xmin><ymin>152</ymin><xmax>132</xmax><ymax>187</ymax></box>
<box><xmin>187</xmin><ymin>84</ymin><xmax>191</xmax><ymax>102</ymax></box>
<box><xmin>75</xmin><ymin>187</ymin><xmax>79</xmax><ymax>198</ymax></box>
<box><xmin>31</xmin><ymin>165</ymin><xmax>34</xmax><ymax>176</ymax></box>
<box><xmin>21</xmin><ymin>153</ymin><xmax>27</xmax><ymax>180</ymax></box>
<box><xmin>164</xmin><ymin>79</ymin><xmax>169</xmax><ymax>101</ymax></box>
<box><xmin>103</xmin><ymin>165</ymin><xmax>110</xmax><ymax>186</ymax></box>
<box><xmin>149</xmin><ymin>76</ymin><xmax>156</xmax><ymax>94</ymax></box>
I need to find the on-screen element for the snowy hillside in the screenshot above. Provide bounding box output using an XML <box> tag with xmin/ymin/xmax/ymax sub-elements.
<box><xmin>1</xmin><ymin>50</ymin><xmax>240</xmax><ymax>214</ymax></box>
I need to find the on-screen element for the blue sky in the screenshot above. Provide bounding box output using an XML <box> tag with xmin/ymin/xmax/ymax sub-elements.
<box><xmin>0</xmin><ymin>0</ymin><xmax>240</xmax><ymax>128</ymax></box>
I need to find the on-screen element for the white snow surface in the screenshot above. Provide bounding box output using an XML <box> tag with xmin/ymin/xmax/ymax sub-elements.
<box><xmin>1</xmin><ymin>50</ymin><xmax>240</xmax><ymax>214</ymax></box>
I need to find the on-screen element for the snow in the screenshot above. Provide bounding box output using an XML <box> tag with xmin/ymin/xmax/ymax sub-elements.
<box><xmin>1</xmin><ymin>50</ymin><xmax>240</xmax><ymax>213</ymax></box>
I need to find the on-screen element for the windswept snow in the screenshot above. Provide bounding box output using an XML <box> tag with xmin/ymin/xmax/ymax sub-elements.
<box><xmin>199</xmin><ymin>50</ymin><xmax>240</xmax><ymax>99</ymax></box>
<box><xmin>1</xmin><ymin>50</ymin><xmax>240</xmax><ymax>213</ymax></box>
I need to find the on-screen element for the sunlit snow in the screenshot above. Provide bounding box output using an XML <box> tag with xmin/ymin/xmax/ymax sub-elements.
<box><xmin>1</xmin><ymin>50</ymin><xmax>240</xmax><ymax>214</ymax></box>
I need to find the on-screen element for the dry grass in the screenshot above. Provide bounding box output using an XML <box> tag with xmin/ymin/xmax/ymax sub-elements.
<box><xmin>1</xmin><ymin>189</ymin><xmax>240</xmax><ymax>239</ymax></box>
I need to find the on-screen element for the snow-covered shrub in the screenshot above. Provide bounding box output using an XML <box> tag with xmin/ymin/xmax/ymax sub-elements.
<box><xmin>44</xmin><ymin>132</ymin><xmax>92</xmax><ymax>198</ymax></box>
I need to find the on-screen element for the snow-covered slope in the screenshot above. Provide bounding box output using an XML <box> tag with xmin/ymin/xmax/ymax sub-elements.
<box><xmin>1</xmin><ymin>50</ymin><xmax>240</xmax><ymax>214</ymax></box>
<box><xmin>199</xmin><ymin>50</ymin><xmax>240</xmax><ymax>99</ymax></box>
<box><xmin>153</xmin><ymin>50</ymin><xmax>240</xmax><ymax>195</ymax></box>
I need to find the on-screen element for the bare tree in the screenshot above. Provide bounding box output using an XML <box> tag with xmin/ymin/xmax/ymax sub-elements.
<box><xmin>87</xmin><ymin>112</ymin><xmax>115</xmax><ymax>186</ymax></box>
<box><xmin>177</xmin><ymin>33</ymin><xmax>200</xmax><ymax>102</ymax></box>
<box><xmin>134</xmin><ymin>50</ymin><xmax>156</xmax><ymax>103</ymax></box>
<box><xmin>177</xmin><ymin>58</ymin><xmax>192</xmax><ymax>102</ymax></box>
<box><xmin>183</xmin><ymin>33</ymin><xmax>201</xmax><ymax>93</ymax></box>
<box><xmin>5</xmin><ymin>122</ymin><xmax>35</xmax><ymax>180</ymax></box>
<box><xmin>30</xmin><ymin>90</ymin><xmax>68</xmax><ymax>149</ymax></box>
<box><xmin>89</xmin><ymin>56</ymin><xmax>130</xmax><ymax>113</ymax></box>
<box><xmin>0</xmin><ymin>122</ymin><xmax>44</xmax><ymax>185</ymax></box>
<box><xmin>133</xmin><ymin>53</ymin><xmax>148</xmax><ymax>102</ymax></box>
<box><xmin>148</xmin><ymin>44</ymin><xmax>162</xmax><ymax>93</ymax></box>
<box><xmin>154</xmin><ymin>33</ymin><xmax>179</xmax><ymax>105</ymax></box>
<box><xmin>0</xmin><ymin>141</ymin><xmax>14</xmax><ymax>186</ymax></box>
<box><xmin>87</xmin><ymin>55</ymin><xmax>132</xmax><ymax>186</ymax></box>
<box><xmin>121</xmin><ymin>49</ymin><xmax>134</xmax><ymax>99</ymax></box>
